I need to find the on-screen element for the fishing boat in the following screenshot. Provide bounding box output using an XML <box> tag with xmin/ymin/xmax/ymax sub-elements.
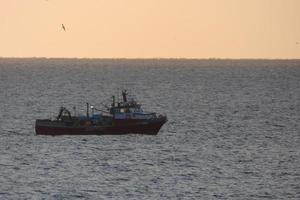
<box><xmin>35</xmin><ymin>90</ymin><xmax>167</xmax><ymax>135</ymax></box>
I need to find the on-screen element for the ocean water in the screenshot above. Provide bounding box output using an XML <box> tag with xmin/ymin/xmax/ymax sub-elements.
<box><xmin>0</xmin><ymin>58</ymin><xmax>299</xmax><ymax>199</ymax></box>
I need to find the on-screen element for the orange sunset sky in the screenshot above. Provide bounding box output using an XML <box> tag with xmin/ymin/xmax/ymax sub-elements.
<box><xmin>0</xmin><ymin>0</ymin><xmax>299</xmax><ymax>58</ymax></box>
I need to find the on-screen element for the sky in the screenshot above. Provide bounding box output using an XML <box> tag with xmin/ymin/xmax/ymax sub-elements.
<box><xmin>0</xmin><ymin>0</ymin><xmax>299</xmax><ymax>58</ymax></box>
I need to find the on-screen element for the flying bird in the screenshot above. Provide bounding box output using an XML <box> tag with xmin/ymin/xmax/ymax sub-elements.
<box><xmin>62</xmin><ymin>24</ymin><xmax>66</xmax><ymax>31</ymax></box>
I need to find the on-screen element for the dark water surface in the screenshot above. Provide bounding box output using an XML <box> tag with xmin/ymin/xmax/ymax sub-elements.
<box><xmin>0</xmin><ymin>58</ymin><xmax>299</xmax><ymax>199</ymax></box>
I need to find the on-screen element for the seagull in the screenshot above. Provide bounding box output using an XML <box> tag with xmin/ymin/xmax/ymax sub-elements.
<box><xmin>62</xmin><ymin>24</ymin><xmax>66</xmax><ymax>31</ymax></box>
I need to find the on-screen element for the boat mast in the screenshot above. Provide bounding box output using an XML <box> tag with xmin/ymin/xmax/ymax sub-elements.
<box><xmin>86</xmin><ymin>102</ymin><xmax>89</xmax><ymax>119</ymax></box>
<box><xmin>112</xmin><ymin>95</ymin><xmax>115</xmax><ymax>107</ymax></box>
<box><xmin>122</xmin><ymin>90</ymin><xmax>127</xmax><ymax>102</ymax></box>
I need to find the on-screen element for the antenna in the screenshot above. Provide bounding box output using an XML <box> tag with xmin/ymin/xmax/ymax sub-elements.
<box><xmin>117</xmin><ymin>88</ymin><xmax>119</xmax><ymax>104</ymax></box>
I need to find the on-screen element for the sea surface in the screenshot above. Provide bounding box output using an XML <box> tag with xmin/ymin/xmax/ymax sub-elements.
<box><xmin>0</xmin><ymin>58</ymin><xmax>299</xmax><ymax>199</ymax></box>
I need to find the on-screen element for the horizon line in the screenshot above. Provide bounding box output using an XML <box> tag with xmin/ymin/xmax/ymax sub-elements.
<box><xmin>0</xmin><ymin>56</ymin><xmax>300</xmax><ymax>60</ymax></box>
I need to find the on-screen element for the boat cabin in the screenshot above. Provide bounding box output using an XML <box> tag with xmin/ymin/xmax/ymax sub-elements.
<box><xmin>110</xmin><ymin>90</ymin><xmax>157</xmax><ymax>120</ymax></box>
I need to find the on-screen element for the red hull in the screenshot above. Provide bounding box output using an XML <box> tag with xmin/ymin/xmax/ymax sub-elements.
<box><xmin>35</xmin><ymin>118</ymin><xmax>167</xmax><ymax>136</ymax></box>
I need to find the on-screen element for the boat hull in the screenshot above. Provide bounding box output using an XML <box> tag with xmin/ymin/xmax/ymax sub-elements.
<box><xmin>35</xmin><ymin>117</ymin><xmax>167</xmax><ymax>136</ymax></box>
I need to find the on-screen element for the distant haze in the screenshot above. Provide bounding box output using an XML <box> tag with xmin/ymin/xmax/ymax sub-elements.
<box><xmin>1</xmin><ymin>0</ymin><xmax>299</xmax><ymax>58</ymax></box>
